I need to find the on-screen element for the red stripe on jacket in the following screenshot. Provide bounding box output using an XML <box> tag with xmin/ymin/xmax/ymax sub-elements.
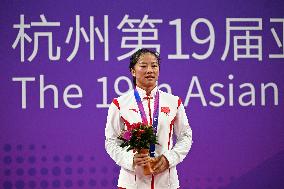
<box><xmin>113</xmin><ymin>98</ymin><xmax>120</xmax><ymax>110</ymax></box>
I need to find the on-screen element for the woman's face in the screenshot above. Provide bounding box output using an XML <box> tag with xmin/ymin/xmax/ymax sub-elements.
<box><xmin>131</xmin><ymin>53</ymin><xmax>160</xmax><ymax>90</ymax></box>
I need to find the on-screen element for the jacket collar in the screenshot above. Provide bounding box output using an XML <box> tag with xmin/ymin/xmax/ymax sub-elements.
<box><xmin>135</xmin><ymin>85</ymin><xmax>158</xmax><ymax>99</ymax></box>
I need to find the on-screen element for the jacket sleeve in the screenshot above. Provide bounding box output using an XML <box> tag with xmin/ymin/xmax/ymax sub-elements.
<box><xmin>105</xmin><ymin>100</ymin><xmax>135</xmax><ymax>171</ymax></box>
<box><xmin>163</xmin><ymin>100</ymin><xmax>193</xmax><ymax>168</ymax></box>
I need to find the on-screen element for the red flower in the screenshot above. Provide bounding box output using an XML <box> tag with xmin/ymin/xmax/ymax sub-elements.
<box><xmin>135</xmin><ymin>129</ymin><xmax>145</xmax><ymax>137</ymax></box>
<box><xmin>129</xmin><ymin>122</ymin><xmax>142</xmax><ymax>130</ymax></box>
<box><xmin>161</xmin><ymin>107</ymin><xmax>170</xmax><ymax>115</ymax></box>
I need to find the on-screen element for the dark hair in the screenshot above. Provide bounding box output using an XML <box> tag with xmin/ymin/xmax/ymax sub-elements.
<box><xmin>129</xmin><ymin>48</ymin><xmax>161</xmax><ymax>86</ymax></box>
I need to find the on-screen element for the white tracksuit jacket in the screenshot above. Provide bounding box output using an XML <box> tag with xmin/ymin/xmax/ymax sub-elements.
<box><xmin>105</xmin><ymin>86</ymin><xmax>193</xmax><ymax>189</ymax></box>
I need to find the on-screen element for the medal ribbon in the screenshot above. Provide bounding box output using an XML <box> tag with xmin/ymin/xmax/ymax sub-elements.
<box><xmin>134</xmin><ymin>88</ymin><xmax>159</xmax><ymax>157</ymax></box>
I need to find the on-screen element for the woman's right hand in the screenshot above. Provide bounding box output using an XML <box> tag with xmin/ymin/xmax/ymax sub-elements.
<box><xmin>133</xmin><ymin>153</ymin><xmax>151</xmax><ymax>167</ymax></box>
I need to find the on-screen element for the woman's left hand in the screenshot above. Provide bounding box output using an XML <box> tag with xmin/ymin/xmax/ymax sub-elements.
<box><xmin>152</xmin><ymin>155</ymin><xmax>169</xmax><ymax>175</ymax></box>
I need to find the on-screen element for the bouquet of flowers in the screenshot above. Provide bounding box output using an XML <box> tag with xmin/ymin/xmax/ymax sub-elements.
<box><xmin>118</xmin><ymin>122</ymin><xmax>158</xmax><ymax>152</ymax></box>
<box><xmin>118</xmin><ymin>122</ymin><xmax>158</xmax><ymax>175</ymax></box>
